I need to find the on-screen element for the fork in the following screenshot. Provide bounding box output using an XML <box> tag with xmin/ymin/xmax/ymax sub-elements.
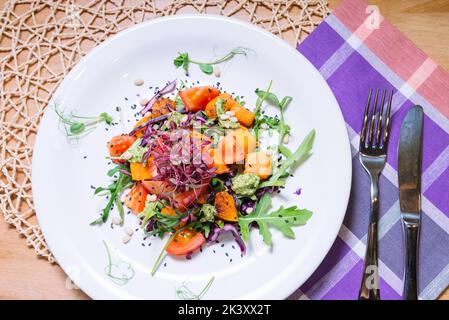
<box><xmin>358</xmin><ymin>88</ymin><xmax>393</xmax><ymax>300</ymax></box>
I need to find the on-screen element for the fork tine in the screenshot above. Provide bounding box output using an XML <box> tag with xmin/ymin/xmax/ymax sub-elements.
<box><xmin>368</xmin><ymin>89</ymin><xmax>380</xmax><ymax>146</ymax></box>
<box><xmin>360</xmin><ymin>89</ymin><xmax>373</xmax><ymax>147</ymax></box>
<box><xmin>375</xmin><ymin>89</ymin><xmax>387</xmax><ymax>147</ymax></box>
<box><xmin>382</xmin><ymin>90</ymin><xmax>394</xmax><ymax>146</ymax></box>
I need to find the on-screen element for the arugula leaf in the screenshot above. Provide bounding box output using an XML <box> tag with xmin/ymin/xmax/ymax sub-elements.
<box><xmin>278</xmin><ymin>145</ymin><xmax>292</xmax><ymax>158</ymax></box>
<box><xmin>254</xmin><ymin>89</ymin><xmax>292</xmax><ymax>145</ymax></box>
<box><xmin>266</xmin><ymin>129</ymin><xmax>315</xmax><ymax>184</ymax></box>
<box><xmin>107</xmin><ymin>166</ymin><xmax>121</xmax><ymax>177</ymax></box>
<box><xmin>90</xmin><ymin>170</ymin><xmax>133</xmax><ymax>225</ymax></box>
<box><xmin>253</xmin><ymin>81</ymin><xmax>273</xmax><ymax>142</ymax></box>
<box><xmin>238</xmin><ymin>194</ymin><xmax>312</xmax><ymax>245</ymax></box>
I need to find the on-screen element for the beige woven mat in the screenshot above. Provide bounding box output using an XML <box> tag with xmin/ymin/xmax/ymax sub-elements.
<box><xmin>0</xmin><ymin>0</ymin><xmax>329</xmax><ymax>263</ymax></box>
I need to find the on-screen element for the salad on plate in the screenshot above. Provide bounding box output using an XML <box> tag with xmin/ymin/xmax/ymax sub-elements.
<box><xmin>84</xmin><ymin>77</ymin><xmax>315</xmax><ymax>274</ymax></box>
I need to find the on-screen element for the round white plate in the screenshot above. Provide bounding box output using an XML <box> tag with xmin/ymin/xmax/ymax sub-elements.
<box><xmin>32</xmin><ymin>15</ymin><xmax>351</xmax><ymax>300</ymax></box>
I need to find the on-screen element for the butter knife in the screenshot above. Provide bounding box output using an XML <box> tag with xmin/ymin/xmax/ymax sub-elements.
<box><xmin>398</xmin><ymin>105</ymin><xmax>424</xmax><ymax>300</ymax></box>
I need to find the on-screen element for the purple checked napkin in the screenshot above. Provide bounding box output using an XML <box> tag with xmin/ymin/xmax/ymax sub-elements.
<box><xmin>289</xmin><ymin>0</ymin><xmax>449</xmax><ymax>300</ymax></box>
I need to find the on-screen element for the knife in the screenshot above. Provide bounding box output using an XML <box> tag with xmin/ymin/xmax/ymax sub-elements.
<box><xmin>398</xmin><ymin>105</ymin><xmax>424</xmax><ymax>300</ymax></box>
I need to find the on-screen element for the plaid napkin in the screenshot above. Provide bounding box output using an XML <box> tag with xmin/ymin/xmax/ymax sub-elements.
<box><xmin>290</xmin><ymin>0</ymin><xmax>449</xmax><ymax>300</ymax></box>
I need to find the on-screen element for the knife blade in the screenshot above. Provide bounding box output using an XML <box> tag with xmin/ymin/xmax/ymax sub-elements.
<box><xmin>398</xmin><ymin>105</ymin><xmax>423</xmax><ymax>214</ymax></box>
<box><xmin>398</xmin><ymin>105</ymin><xmax>423</xmax><ymax>300</ymax></box>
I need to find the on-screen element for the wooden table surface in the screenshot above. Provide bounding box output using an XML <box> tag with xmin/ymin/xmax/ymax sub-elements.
<box><xmin>1</xmin><ymin>0</ymin><xmax>448</xmax><ymax>300</ymax></box>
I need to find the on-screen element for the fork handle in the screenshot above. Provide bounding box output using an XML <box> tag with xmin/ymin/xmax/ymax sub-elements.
<box><xmin>359</xmin><ymin>173</ymin><xmax>381</xmax><ymax>300</ymax></box>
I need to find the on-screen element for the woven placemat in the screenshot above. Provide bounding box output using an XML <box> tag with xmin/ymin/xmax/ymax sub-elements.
<box><xmin>0</xmin><ymin>0</ymin><xmax>329</xmax><ymax>263</ymax></box>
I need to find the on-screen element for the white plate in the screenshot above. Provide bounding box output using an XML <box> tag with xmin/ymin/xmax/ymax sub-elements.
<box><xmin>32</xmin><ymin>15</ymin><xmax>351</xmax><ymax>300</ymax></box>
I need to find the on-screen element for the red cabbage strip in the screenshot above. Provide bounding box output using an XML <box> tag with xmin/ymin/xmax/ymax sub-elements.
<box><xmin>128</xmin><ymin>114</ymin><xmax>169</xmax><ymax>136</ymax></box>
<box><xmin>119</xmin><ymin>169</ymin><xmax>131</xmax><ymax>176</ymax></box>
<box><xmin>140</xmin><ymin>79</ymin><xmax>177</xmax><ymax>115</ymax></box>
<box><xmin>208</xmin><ymin>224</ymin><xmax>246</xmax><ymax>254</ymax></box>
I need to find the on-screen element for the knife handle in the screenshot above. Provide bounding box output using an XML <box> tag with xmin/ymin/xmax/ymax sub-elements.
<box><xmin>402</xmin><ymin>218</ymin><xmax>420</xmax><ymax>300</ymax></box>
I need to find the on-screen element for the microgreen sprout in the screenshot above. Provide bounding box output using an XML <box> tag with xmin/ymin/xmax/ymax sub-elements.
<box><xmin>103</xmin><ymin>240</ymin><xmax>135</xmax><ymax>285</ymax></box>
<box><xmin>173</xmin><ymin>47</ymin><xmax>250</xmax><ymax>76</ymax></box>
<box><xmin>54</xmin><ymin>107</ymin><xmax>113</xmax><ymax>137</ymax></box>
<box><xmin>175</xmin><ymin>276</ymin><xmax>215</xmax><ymax>300</ymax></box>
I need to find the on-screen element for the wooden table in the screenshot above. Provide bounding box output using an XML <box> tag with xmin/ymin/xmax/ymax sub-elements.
<box><xmin>1</xmin><ymin>0</ymin><xmax>448</xmax><ymax>300</ymax></box>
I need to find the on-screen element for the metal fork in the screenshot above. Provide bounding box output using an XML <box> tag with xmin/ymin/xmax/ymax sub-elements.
<box><xmin>358</xmin><ymin>88</ymin><xmax>393</xmax><ymax>300</ymax></box>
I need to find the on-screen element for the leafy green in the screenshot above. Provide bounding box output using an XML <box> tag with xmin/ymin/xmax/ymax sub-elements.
<box><xmin>147</xmin><ymin>208</ymin><xmax>189</xmax><ymax>238</ymax></box>
<box><xmin>238</xmin><ymin>194</ymin><xmax>313</xmax><ymax>246</ymax></box>
<box><xmin>254</xmin><ymin>89</ymin><xmax>292</xmax><ymax>145</ymax></box>
<box><xmin>90</xmin><ymin>168</ymin><xmax>133</xmax><ymax>225</ymax></box>
<box><xmin>173</xmin><ymin>47</ymin><xmax>249</xmax><ymax>75</ymax></box>
<box><xmin>137</xmin><ymin>198</ymin><xmax>161</xmax><ymax>228</ymax></box>
<box><xmin>252</xmin><ymin>81</ymin><xmax>273</xmax><ymax>142</ymax></box>
<box><xmin>259</xmin><ymin>130</ymin><xmax>315</xmax><ymax>188</ymax></box>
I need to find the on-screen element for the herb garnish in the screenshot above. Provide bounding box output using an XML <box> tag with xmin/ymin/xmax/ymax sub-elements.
<box><xmin>259</xmin><ymin>129</ymin><xmax>315</xmax><ymax>188</ymax></box>
<box><xmin>252</xmin><ymin>80</ymin><xmax>273</xmax><ymax>142</ymax></box>
<box><xmin>103</xmin><ymin>240</ymin><xmax>135</xmax><ymax>285</ymax></box>
<box><xmin>173</xmin><ymin>47</ymin><xmax>249</xmax><ymax>75</ymax></box>
<box><xmin>55</xmin><ymin>107</ymin><xmax>113</xmax><ymax>137</ymax></box>
<box><xmin>175</xmin><ymin>276</ymin><xmax>215</xmax><ymax>300</ymax></box>
<box><xmin>238</xmin><ymin>194</ymin><xmax>313</xmax><ymax>246</ymax></box>
<box><xmin>255</xmin><ymin>89</ymin><xmax>292</xmax><ymax>145</ymax></box>
<box><xmin>91</xmin><ymin>166</ymin><xmax>133</xmax><ymax>225</ymax></box>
